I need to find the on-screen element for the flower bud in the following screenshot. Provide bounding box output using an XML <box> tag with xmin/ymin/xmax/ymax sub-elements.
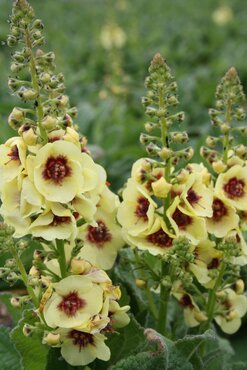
<box><xmin>8</xmin><ymin>107</ymin><xmax>25</xmax><ymax>129</ymax></box>
<box><xmin>227</xmin><ymin>155</ymin><xmax>244</xmax><ymax>167</ymax></box>
<box><xmin>11</xmin><ymin>62</ymin><xmax>25</xmax><ymax>73</ymax></box>
<box><xmin>144</xmin><ymin>122</ymin><xmax>157</xmax><ymax>133</ymax></box>
<box><xmin>10</xmin><ymin>297</ymin><xmax>21</xmax><ymax>308</ymax></box>
<box><xmin>167</xmin><ymin>95</ymin><xmax>178</xmax><ymax>106</ymax></box>
<box><xmin>135</xmin><ymin>279</ymin><xmax>146</xmax><ymax>289</ymax></box>
<box><xmin>140</xmin><ymin>133</ymin><xmax>152</xmax><ymax>145</ymax></box>
<box><xmin>220</xmin><ymin>123</ymin><xmax>230</xmax><ymax>134</ymax></box>
<box><xmin>7</xmin><ymin>35</ymin><xmax>18</xmax><ymax>47</ymax></box>
<box><xmin>152</xmin><ymin>177</ymin><xmax>172</xmax><ymax>198</ymax></box>
<box><xmin>57</xmin><ymin>95</ymin><xmax>69</xmax><ymax>107</ymax></box>
<box><xmin>71</xmin><ymin>258</ymin><xmax>92</xmax><ymax>274</ymax></box>
<box><xmin>212</xmin><ymin>160</ymin><xmax>227</xmax><ymax>174</ymax></box>
<box><xmin>206</xmin><ymin>136</ymin><xmax>217</xmax><ymax>148</ymax></box>
<box><xmin>39</xmin><ymin>72</ymin><xmax>51</xmax><ymax>83</ymax></box>
<box><xmin>6</xmin><ymin>272</ymin><xmax>19</xmax><ymax>284</ymax></box>
<box><xmin>18</xmin><ymin>88</ymin><xmax>38</xmax><ymax>101</ymax></box>
<box><xmin>234</xmin><ymin>279</ymin><xmax>245</xmax><ymax>294</ymax></box>
<box><xmin>29</xmin><ymin>266</ymin><xmax>40</xmax><ymax>277</ymax></box>
<box><xmin>158</xmin><ymin>147</ymin><xmax>172</xmax><ymax>160</ymax></box>
<box><xmin>43</xmin><ymin>332</ymin><xmax>60</xmax><ymax>346</ymax></box>
<box><xmin>20</xmin><ymin>125</ymin><xmax>38</xmax><ymax>146</ymax></box>
<box><xmin>235</xmin><ymin>145</ymin><xmax>247</xmax><ymax>158</ymax></box>
<box><xmin>42</xmin><ymin>115</ymin><xmax>57</xmax><ymax>130</ymax></box>
<box><xmin>184</xmin><ymin>147</ymin><xmax>194</xmax><ymax>160</ymax></box>
<box><xmin>32</xmin><ymin>19</ymin><xmax>44</xmax><ymax>30</ymax></box>
<box><xmin>146</xmin><ymin>142</ymin><xmax>160</xmax><ymax>156</ymax></box>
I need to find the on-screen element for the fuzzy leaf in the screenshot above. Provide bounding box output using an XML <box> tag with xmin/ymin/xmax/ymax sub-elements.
<box><xmin>11</xmin><ymin>310</ymin><xmax>48</xmax><ymax>370</ymax></box>
<box><xmin>0</xmin><ymin>326</ymin><xmax>21</xmax><ymax>370</ymax></box>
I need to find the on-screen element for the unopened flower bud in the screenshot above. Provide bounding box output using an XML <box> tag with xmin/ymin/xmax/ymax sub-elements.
<box><xmin>6</xmin><ymin>272</ymin><xmax>19</xmax><ymax>284</ymax></box>
<box><xmin>184</xmin><ymin>147</ymin><xmax>194</xmax><ymax>160</ymax></box>
<box><xmin>145</xmin><ymin>107</ymin><xmax>157</xmax><ymax>117</ymax></box>
<box><xmin>158</xmin><ymin>147</ymin><xmax>172</xmax><ymax>160</ymax></box>
<box><xmin>176</xmin><ymin>169</ymin><xmax>189</xmax><ymax>183</ymax></box>
<box><xmin>71</xmin><ymin>258</ymin><xmax>91</xmax><ymax>274</ymax></box>
<box><xmin>220</xmin><ymin>123</ymin><xmax>230</xmax><ymax>134</ymax></box>
<box><xmin>206</xmin><ymin>136</ymin><xmax>217</xmax><ymax>148</ymax></box>
<box><xmin>8</xmin><ymin>107</ymin><xmax>25</xmax><ymax>129</ymax></box>
<box><xmin>7</xmin><ymin>35</ymin><xmax>18</xmax><ymax>47</ymax></box>
<box><xmin>141</xmin><ymin>97</ymin><xmax>152</xmax><ymax>106</ymax></box>
<box><xmin>11</xmin><ymin>62</ymin><xmax>25</xmax><ymax>73</ymax></box>
<box><xmin>146</xmin><ymin>142</ymin><xmax>160</xmax><ymax>156</ymax></box>
<box><xmin>23</xmin><ymin>324</ymin><xmax>33</xmax><ymax>337</ymax></box>
<box><xmin>32</xmin><ymin>19</ymin><xmax>44</xmax><ymax>30</ymax></box>
<box><xmin>43</xmin><ymin>332</ymin><xmax>60</xmax><ymax>346</ymax></box>
<box><xmin>33</xmin><ymin>30</ymin><xmax>42</xmax><ymax>40</ymax></box>
<box><xmin>234</xmin><ymin>279</ymin><xmax>245</xmax><ymax>294</ymax></box>
<box><xmin>10</xmin><ymin>297</ymin><xmax>21</xmax><ymax>308</ymax></box>
<box><xmin>212</xmin><ymin>160</ymin><xmax>227</xmax><ymax>174</ymax></box>
<box><xmin>39</xmin><ymin>72</ymin><xmax>51</xmax><ymax>84</ymax></box>
<box><xmin>29</xmin><ymin>266</ymin><xmax>40</xmax><ymax>278</ymax></box>
<box><xmin>5</xmin><ymin>259</ymin><xmax>16</xmax><ymax>268</ymax></box>
<box><xmin>227</xmin><ymin>155</ymin><xmax>244</xmax><ymax>167</ymax></box>
<box><xmin>18</xmin><ymin>88</ymin><xmax>38</xmax><ymax>101</ymax></box>
<box><xmin>152</xmin><ymin>177</ymin><xmax>172</xmax><ymax>198</ymax></box>
<box><xmin>144</xmin><ymin>122</ymin><xmax>157</xmax><ymax>133</ymax></box>
<box><xmin>135</xmin><ymin>279</ymin><xmax>146</xmax><ymax>289</ymax></box>
<box><xmin>236</xmin><ymin>108</ymin><xmax>246</xmax><ymax>120</ymax></box>
<box><xmin>235</xmin><ymin>145</ymin><xmax>247</xmax><ymax>158</ymax></box>
<box><xmin>167</xmin><ymin>95</ymin><xmax>178</xmax><ymax>106</ymax></box>
<box><xmin>57</xmin><ymin>95</ymin><xmax>69</xmax><ymax>107</ymax></box>
<box><xmin>42</xmin><ymin>115</ymin><xmax>57</xmax><ymax>130</ymax></box>
<box><xmin>20</xmin><ymin>126</ymin><xmax>38</xmax><ymax>146</ymax></box>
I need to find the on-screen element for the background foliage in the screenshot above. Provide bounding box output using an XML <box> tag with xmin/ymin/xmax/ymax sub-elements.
<box><xmin>1</xmin><ymin>0</ymin><xmax>247</xmax><ymax>368</ymax></box>
<box><xmin>1</xmin><ymin>0</ymin><xmax>247</xmax><ymax>190</ymax></box>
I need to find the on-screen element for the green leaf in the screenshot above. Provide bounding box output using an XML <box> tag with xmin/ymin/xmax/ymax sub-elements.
<box><xmin>0</xmin><ymin>326</ymin><xmax>21</xmax><ymax>370</ymax></box>
<box><xmin>11</xmin><ymin>310</ymin><xmax>48</xmax><ymax>370</ymax></box>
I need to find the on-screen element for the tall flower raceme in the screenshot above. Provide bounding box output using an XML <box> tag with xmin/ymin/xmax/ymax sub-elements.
<box><xmin>117</xmin><ymin>54</ymin><xmax>247</xmax><ymax>336</ymax></box>
<box><xmin>0</xmin><ymin>0</ymin><xmax>129</xmax><ymax>367</ymax></box>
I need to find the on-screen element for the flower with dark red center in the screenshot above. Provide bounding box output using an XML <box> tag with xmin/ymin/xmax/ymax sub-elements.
<box><xmin>206</xmin><ymin>196</ymin><xmax>239</xmax><ymax>238</ymax></box>
<box><xmin>43</xmin><ymin>275</ymin><xmax>103</xmax><ymax>329</ymax></box>
<box><xmin>135</xmin><ymin>197</ymin><xmax>149</xmax><ymax>221</ymax></box>
<box><xmin>87</xmin><ymin>220</ymin><xmax>112</xmax><ymax>247</ymax></box>
<box><xmin>58</xmin><ymin>291</ymin><xmax>85</xmax><ymax>317</ymax></box>
<box><xmin>172</xmin><ymin>208</ymin><xmax>192</xmax><ymax>230</ymax></box>
<box><xmin>42</xmin><ymin>155</ymin><xmax>71</xmax><ymax>184</ymax></box>
<box><xmin>224</xmin><ymin>177</ymin><xmax>245</xmax><ymax>199</ymax></box>
<box><xmin>33</xmin><ymin>140</ymin><xmax>101</xmax><ymax>203</ymax></box>
<box><xmin>180</xmin><ymin>294</ymin><xmax>193</xmax><ymax>308</ymax></box>
<box><xmin>208</xmin><ymin>258</ymin><xmax>220</xmax><ymax>269</ymax></box>
<box><xmin>68</xmin><ymin>330</ymin><xmax>94</xmax><ymax>351</ymax></box>
<box><xmin>212</xmin><ymin>199</ymin><xmax>228</xmax><ymax>221</ymax></box>
<box><xmin>215</xmin><ymin>165</ymin><xmax>247</xmax><ymax>211</ymax></box>
<box><xmin>146</xmin><ymin>229</ymin><xmax>173</xmax><ymax>248</ymax></box>
<box><xmin>186</xmin><ymin>188</ymin><xmax>201</xmax><ymax>205</ymax></box>
<box><xmin>7</xmin><ymin>145</ymin><xmax>19</xmax><ymax>161</ymax></box>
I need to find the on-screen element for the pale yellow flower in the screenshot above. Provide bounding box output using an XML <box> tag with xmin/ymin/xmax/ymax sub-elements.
<box><xmin>59</xmin><ymin>330</ymin><xmax>110</xmax><ymax>366</ymax></box>
<box><xmin>181</xmin><ymin>174</ymin><xmax>213</xmax><ymax>218</ymax></box>
<box><xmin>131</xmin><ymin>158</ymin><xmax>165</xmax><ymax>193</ymax></box>
<box><xmin>0</xmin><ymin>137</ymin><xmax>26</xmax><ymax>188</ymax></box>
<box><xmin>43</xmin><ymin>275</ymin><xmax>103</xmax><ymax>328</ymax></box>
<box><xmin>167</xmin><ymin>197</ymin><xmax>207</xmax><ymax>245</ymax></box>
<box><xmin>206</xmin><ymin>196</ymin><xmax>239</xmax><ymax>238</ymax></box>
<box><xmin>215</xmin><ymin>289</ymin><xmax>247</xmax><ymax>334</ymax></box>
<box><xmin>77</xmin><ymin>208</ymin><xmax>124</xmax><ymax>270</ymax></box>
<box><xmin>117</xmin><ymin>179</ymin><xmax>157</xmax><ymax>236</ymax></box>
<box><xmin>29</xmin><ymin>202</ymin><xmax>77</xmax><ymax>241</ymax></box>
<box><xmin>172</xmin><ymin>281</ymin><xmax>207</xmax><ymax>327</ymax></box>
<box><xmin>215</xmin><ymin>165</ymin><xmax>247</xmax><ymax>210</ymax></box>
<box><xmin>0</xmin><ymin>178</ymin><xmax>31</xmax><ymax>237</ymax></box>
<box><xmin>33</xmin><ymin>141</ymin><xmax>103</xmax><ymax>203</ymax></box>
<box><xmin>124</xmin><ymin>216</ymin><xmax>175</xmax><ymax>256</ymax></box>
<box><xmin>100</xmin><ymin>24</ymin><xmax>126</xmax><ymax>50</ymax></box>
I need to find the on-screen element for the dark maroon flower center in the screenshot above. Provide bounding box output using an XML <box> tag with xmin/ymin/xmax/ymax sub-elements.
<box><xmin>146</xmin><ymin>229</ymin><xmax>173</xmax><ymax>248</ymax></box>
<box><xmin>172</xmin><ymin>208</ymin><xmax>192</xmax><ymax>229</ymax></box>
<box><xmin>208</xmin><ymin>258</ymin><xmax>220</xmax><ymax>269</ymax></box>
<box><xmin>51</xmin><ymin>215</ymin><xmax>71</xmax><ymax>226</ymax></box>
<box><xmin>7</xmin><ymin>145</ymin><xmax>19</xmax><ymax>161</ymax></box>
<box><xmin>58</xmin><ymin>291</ymin><xmax>85</xmax><ymax>317</ymax></box>
<box><xmin>68</xmin><ymin>330</ymin><xmax>94</xmax><ymax>351</ymax></box>
<box><xmin>87</xmin><ymin>220</ymin><xmax>112</xmax><ymax>247</ymax></box>
<box><xmin>224</xmin><ymin>177</ymin><xmax>245</xmax><ymax>198</ymax></box>
<box><xmin>180</xmin><ymin>294</ymin><xmax>193</xmax><ymax>308</ymax></box>
<box><xmin>212</xmin><ymin>199</ymin><xmax>227</xmax><ymax>221</ymax></box>
<box><xmin>135</xmin><ymin>197</ymin><xmax>149</xmax><ymax>221</ymax></box>
<box><xmin>186</xmin><ymin>188</ymin><xmax>201</xmax><ymax>205</ymax></box>
<box><xmin>42</xmin><ymin>155</ymin><xmax>71</xmax><ymax>184</ymax></box>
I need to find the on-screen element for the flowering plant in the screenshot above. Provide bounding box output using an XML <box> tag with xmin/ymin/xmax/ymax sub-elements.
<box><xmin>0</xmin><ymin>1</ymin><xmax>247</xmax><ymax>370</ymax></box>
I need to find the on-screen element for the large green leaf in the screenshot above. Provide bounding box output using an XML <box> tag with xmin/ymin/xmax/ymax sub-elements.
<box><xmin>11</xmin><ymin>310</ymin><xmax>48</xmax><ymax>370</ymax></box>
<box><xmin>0</xmin><ymin>326</ymin><xmax>21</xmax><ymax>370</ymax></box>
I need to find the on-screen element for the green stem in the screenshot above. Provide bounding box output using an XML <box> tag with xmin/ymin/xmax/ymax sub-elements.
<box><xmin>25</xmin><ymin>29</ymin><xmax>48</xmax><ymax>144</ymax></box>
<box><xmin>9</xmin><ymin>244</ymin><xmax>39</xmax><ymax>307</ymax></box>
<box><xmin>145</xmin><ymin>287</ymin><xmax>158</xmax><ymax>320</ymax></box>
<box><xmin>56</xmin><ymin>239</ymin><xmax>67</xmax><ymax>278</ymax></box>
<box><xmin>206</xmin><ymin>262</ymin><xmax>226</xmax><ymax>327</ymax></box>
<box><xmin>222</xmin><ymin>100</ymin><xmax>232</xmax><ymax>164</ymax></box>
<box><xmin>157</xmin><ymin>261</ymin><xmax>169</xmax><ymax>336</ymax></box>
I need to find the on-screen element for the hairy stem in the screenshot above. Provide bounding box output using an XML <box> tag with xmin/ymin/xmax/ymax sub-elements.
<box><xmin>56</xmin><ymin>239</ymin><xmax>67</xmax><ymax>278</ymax></box>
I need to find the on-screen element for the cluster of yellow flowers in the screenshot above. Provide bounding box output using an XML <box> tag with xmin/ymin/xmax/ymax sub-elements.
<box><xmin>0</xmin><ymin>128</ymin><xmax>124</xmax><ymax>270</ymax></box>
<box><xmin>38</xmin><ymin>260</ymin><xmax>129</xmax><ymax>366</ymax></box>
<box><xmin>118</xmin><ymin>157</ymin><xmax>247</xmax><ymax>333</ymax></box>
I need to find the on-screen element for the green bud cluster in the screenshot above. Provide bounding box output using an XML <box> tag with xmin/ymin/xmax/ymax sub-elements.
<box><xmin>141</xmin><ymin>53</ymin><xmax>193</xmax><ymax>167</ymax></box>
<box><xmin>201</xmin><ymin>67</ymin><xmax>247</xmax><ymax>168</ymax></box>
<box><xmin>7</xmin><ymin>0</ymin><xmax>80</xmax><ymax>143</ymax></box>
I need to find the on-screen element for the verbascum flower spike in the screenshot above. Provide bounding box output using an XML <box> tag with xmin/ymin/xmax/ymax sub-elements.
<box><xmin>201</xmin><ymin>67</ymin><xmax>247</xmax><ymax>169</ymax></box>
